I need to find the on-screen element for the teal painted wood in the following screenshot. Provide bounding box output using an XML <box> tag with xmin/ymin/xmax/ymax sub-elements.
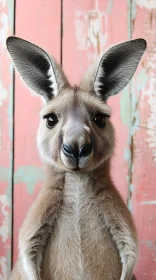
<box><xmin>128</xmin><ymin>1</ymin><xmax>156</xmax><ymax>279</ymax></box>
<box><xmin>0</xmin><ymin>0</ymin><xmax>15</xmax><ymax>278</ymax></box>
<box><xmin>126</xmin><ymin>0</ymin><xmax>134</xmax><ymax>212</ymax></box>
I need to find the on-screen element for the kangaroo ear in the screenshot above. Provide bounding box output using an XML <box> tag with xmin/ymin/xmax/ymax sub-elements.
<box><xmin>80</xmin><ymin>39</ymin><xmax>146</xmax><ymax>101</ymax></box>
<box><xmin>6</xmin><ymin>36</ymin><xmax>69</xmax><ymax>101</ymax></box>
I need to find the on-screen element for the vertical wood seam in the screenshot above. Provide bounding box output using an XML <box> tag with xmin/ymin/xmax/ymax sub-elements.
<box><xmin>127</xmin><ymin>0</ymin><xmax>133</xmax><ymax>211</ymax></box>
<box><xmin>6</xmin><ymin>0</ymin><xmax>16</xmax><ymax>275</ymax></box>
<box><xmin>11</xmin><ymin>0</ymin><xmax>16</xmax><ymax>270</ymax></box>
<box><xmin>60</xmin><ymin>0</ymin><xmax>63</xmax><ymax>66</ymax></box>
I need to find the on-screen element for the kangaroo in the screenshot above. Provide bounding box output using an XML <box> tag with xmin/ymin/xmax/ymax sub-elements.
<box><xmin>7</xmin><ymin>36</ymin><xmax>146</xmax><ymax>280</ymax></box>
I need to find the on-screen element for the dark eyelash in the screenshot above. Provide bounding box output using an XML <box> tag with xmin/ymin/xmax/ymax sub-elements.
<box><xmin>96</xmin><ymin>112</ymin><xmax>111</xmax><ymax>118</ymax></box>
<box><xmin>43</xmin><ymin>112</ymin><xmax>110</xmax><ymax>119</ymax></box>
<box><xmin>43</xmin><ymin>113</ymin><xmax>55</xmax><ymax>119</ymax></box>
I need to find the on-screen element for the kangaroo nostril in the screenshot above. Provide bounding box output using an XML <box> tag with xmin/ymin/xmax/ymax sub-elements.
<box><xmin>62</xmin><ymin>144</ymin><xmax>74</xmax><ymax>157</ymax></box>
<box><xmin>62</xmin><ymin>143</ymin><xmax>79</xmax><ymax>160</ymax></box>
<box><xmin>62</xmin><ymin>142</ymin><xmax>92</xmax><ymax>160</ymax></box>
<box><xmin>79</xmin><ymin>143</ymin><xmax>92</xmax><ymax>158</ymax></box>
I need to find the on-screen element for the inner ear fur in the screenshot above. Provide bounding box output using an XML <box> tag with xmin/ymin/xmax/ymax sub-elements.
<box><xmin>6</xmin><ymin>36</ymin><xmax>69</xmax><ymax>101</ymax></box>
<box><xmin>80</xmin><ymin>38</ymin><xmax>147</xmax><ymax>100</ymax></box>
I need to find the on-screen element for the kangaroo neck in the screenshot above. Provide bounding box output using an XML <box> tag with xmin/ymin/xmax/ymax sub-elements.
<box><xmin>43</xmin><ymin>159</ymin><xmax>112</xmax><ymax>190</ymax></box>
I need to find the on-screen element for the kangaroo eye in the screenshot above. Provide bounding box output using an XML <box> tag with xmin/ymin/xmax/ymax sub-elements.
<box><xmin>45</xmin><ymin>113</ymin><xmax>58</xmax><ymax>129</ymax></box>
<box><xmin>93</xmin><ymin>113</ymin><xmax>108</xmax><ymax>128</ymax></box>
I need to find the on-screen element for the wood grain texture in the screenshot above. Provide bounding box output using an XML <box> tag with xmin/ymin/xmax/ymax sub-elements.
<box><xmin>130</xmin><ymin>1</ymin><xmax>156</xmax><ymax>279</ymax></box>
<box><xmin>0</xmin><ymin>0</ymin><xmax>14</xmax><ymax>278</ymax></box>
<box><xmin>13</xmin><ymin>0</ymin><xmax>61</xmax><ymax>262</ymax></box>
<box><xmin>0</xmin><ymin>0</ymin><xmax>155</xmax><ymax>278</ymax></box>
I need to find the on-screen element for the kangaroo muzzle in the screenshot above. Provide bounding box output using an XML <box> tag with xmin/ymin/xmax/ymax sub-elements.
<box><xmin>61</xmin><ymin>123</ymin><xmax>93</xmax><ymax>170</ymax></box>
<box><xmin>62</xmin><ymin>142</ymin><xmax>92</xmax><ymax>161</ymax></box>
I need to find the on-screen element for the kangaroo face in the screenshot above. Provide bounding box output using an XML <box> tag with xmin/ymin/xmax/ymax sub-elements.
<box><xmin>37</xmin><ymin>88</ymin><xmax>114</xmax><ymax>171</ymax></box>
<box><xmin>6</xmin><ymin>36</ymin><xmax>146</xmax><ymax>171</ymax></box>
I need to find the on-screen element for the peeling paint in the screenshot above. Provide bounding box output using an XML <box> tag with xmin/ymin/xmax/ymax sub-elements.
<box><xmin>145</xmin><ymin>88</ymin><xmax>156</xmax><ymax>159</ymax></box>
<box><xmin>145</xmin><ymin>240</ymin><xmax>153</xmax><ymax>248</ymax></box>
<box><xmin>128</xmin><ymin>4</ymin><xmax>156</xmax><ymax>277</ymax></box>
<box><xmin>127</xmin><ymin>0</ymin><xmax>131</xmax><ymax>39</ymax></box>
<box><xmin>127</xmin><ymin>184</ymin><xmax>135</xmax><ymax>211</ymax></box>
<box><xmin>124</xmin><ymin>148</ymin><xmax>130</xmax><ymax>161</ymax></box>
<box><xmin>88</xmin><ymin>12</ymin><xmax>101</xmax><ymax>54</ymax></box>
<box><xmin>0</xmin><ymin>166</ymin><xmax>9</xmax><ymax>182</ymax></box>
<box><xmin>140</xmin><ymin>200</ymin><xmax>156</xmax><ymax>205</ymax></box>
<box><xmin>0</xmin><ymin>0</ymin><xmax>14</xmax><ymax>275</ymax></box>
<box><xmin>0</xmin><ymin>165</ymin><xmax>43</xmax><ymax>195</ymax></box>
<box><xmin>127</xmin><ymin>199</ymin><xmax>133</xmax><ymax>212</ymax></box>
<box><xmin>0</xmin><ymin>0</ymin><xmax>6</xmax><ymax>7</ymax></box>
<box><xmin>130</xmin><ymin>184</ymin><xmax>134</xmax><ymax>193</ymax></box>
<box><xmin>120</xmin><ymin>86</ymin><xmax>130</xmax><ymax>126</ymax></box>
<box><xmin>14</xmin><ymin>166</ymin><xmax>43</xmax><ymax>195</ymax></box>
<box><xmin>126</xmin><ymin>67</ymin><xmax>147</xmax><ymax>211</ymax></box>
<box><xmin>74</xmin><ymin>7</ymin><xmax>108</xmax><ymax>59</ymax></box>
<box><xmin>130</xmin><ymin>67</ymin><xmax>148</xmax><ymax>132</ymax></box>
<box><xmin>0</xmin><ymin>116</ymin><xmax>1</xmax><ymax>150</ymax></box>
<box><xmin>0</xmin><ymin>83</ymin><xmax>7</xmax><ymax>106</ymax></box>
<box><xmin>136</xmin><ymin>0</ymin><xmax>156</xmax><ymax>9</ymax></box>
<box><xmin>0</xmin><ymin>256</ymin><xmax>7</xmax><ymax>280</ymax></box>
<box><xmin>131</xmin><ymin>79</ymin><xmax>141</xmax><ymax>135</ymax></box>
<box><xmin>136</xmin><ymin>68</ymin><xmax>149</xmax><ymax>92</ymax></box>
<box><xmin>0</xmin><ymin>12</ymin><xmax>9</xmax><ymax>48</ymax></box>
<box><xmin>141</xmin><ymin>240</ymin><xmax>156</xmax><ymax>249</ymax></box>
<box><xmin>126</xmin><ymin>71</ymin><xmax>144</xmax><ymax>212</ymax></box>
<box><xmin>107</xmin><ymin>0</ymin><xmax>113</xmax><ymax>13</ymax></box>
<box><xmin>142</xmin><ymin>54</ymin><xmax>156</xmax><ymax>161</ymax></box>
<box><xmin>8</xmin><ymin>82</ymin><xmax>13</xmax><ymax>142</ymax></box>
<box><xmin>131</xmin><ymin>0</ymin><xmax>136</xmax><ymax>21</ymax></box>
<box><xmin>0</xmin><ymin>195</ymin><xmax>9</xmax><ymax>243</ymax></box>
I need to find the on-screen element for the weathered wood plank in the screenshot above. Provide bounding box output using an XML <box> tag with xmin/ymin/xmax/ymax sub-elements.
<box><xmin>10</xmin><ymin>1</ymin><xmax>156</xmax><ymax>278</ymax></box>
<box><xmin>0</xmin><ymin>0</ymin><xmax>14</xmax><ymax>278</ymax></box>
<box><xmin>13</xmin><ymin>0</ymin><xmax>61</xmax><ymax>262</ymax></box>
<box><xmin>62</xmin><ymin>0</ymin><xmax>130</xmax><ymax>200</ymax></box>
<box><xmin>130</xmin><ymin>1</ymin><xmax>156</xmax><ymax>279</ymax></box>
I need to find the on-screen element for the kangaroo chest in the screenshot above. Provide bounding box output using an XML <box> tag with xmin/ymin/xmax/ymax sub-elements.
<box><xmin>42</xmin><ymin>174</ymin><xmax>121</xmax><ymax>280</ymax></box>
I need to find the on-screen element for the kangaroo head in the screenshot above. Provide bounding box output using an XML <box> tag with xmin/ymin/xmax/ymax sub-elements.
<box><xmin>7</xmin><ymin>37</ymin><xmax>146</xmax><ymax>172</ymax></box>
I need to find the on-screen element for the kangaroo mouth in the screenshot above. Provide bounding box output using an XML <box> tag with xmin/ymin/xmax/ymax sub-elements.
<box><xmin>60</xmin><ymin>149</ymin><xmax>93</xmax><ymax>171</ymax></box>
<box><xmin>72</xmin><ymin>166</ymin><xmax>81</xmax><ymax>171</ymax></box>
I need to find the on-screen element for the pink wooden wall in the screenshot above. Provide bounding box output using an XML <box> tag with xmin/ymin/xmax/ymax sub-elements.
<box><xmin>0</xmin><ymin>0</ymin><xmax>156</xmax><ymax>279</ymax></box>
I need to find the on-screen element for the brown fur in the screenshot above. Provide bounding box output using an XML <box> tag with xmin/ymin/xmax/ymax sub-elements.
<box><xmin>7</xmin><ymin>37</ymin><xmax>146</xmax><ymax>280</ymax></box>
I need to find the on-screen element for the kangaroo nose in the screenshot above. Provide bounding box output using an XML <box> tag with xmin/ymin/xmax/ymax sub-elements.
<box><xmin>62</xmin><ymin>142</ymin><xmax>92</xmax><ymax>160</ymax></box>
<box><xmin>62</xmin><ymin>144</ymin><xmax>78</xmax><ymax>159</ymax></box>
<box><xmin>79</xmin><ymin>143</ymin><xmax>92</xmax><ymax>158</ymax></box>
